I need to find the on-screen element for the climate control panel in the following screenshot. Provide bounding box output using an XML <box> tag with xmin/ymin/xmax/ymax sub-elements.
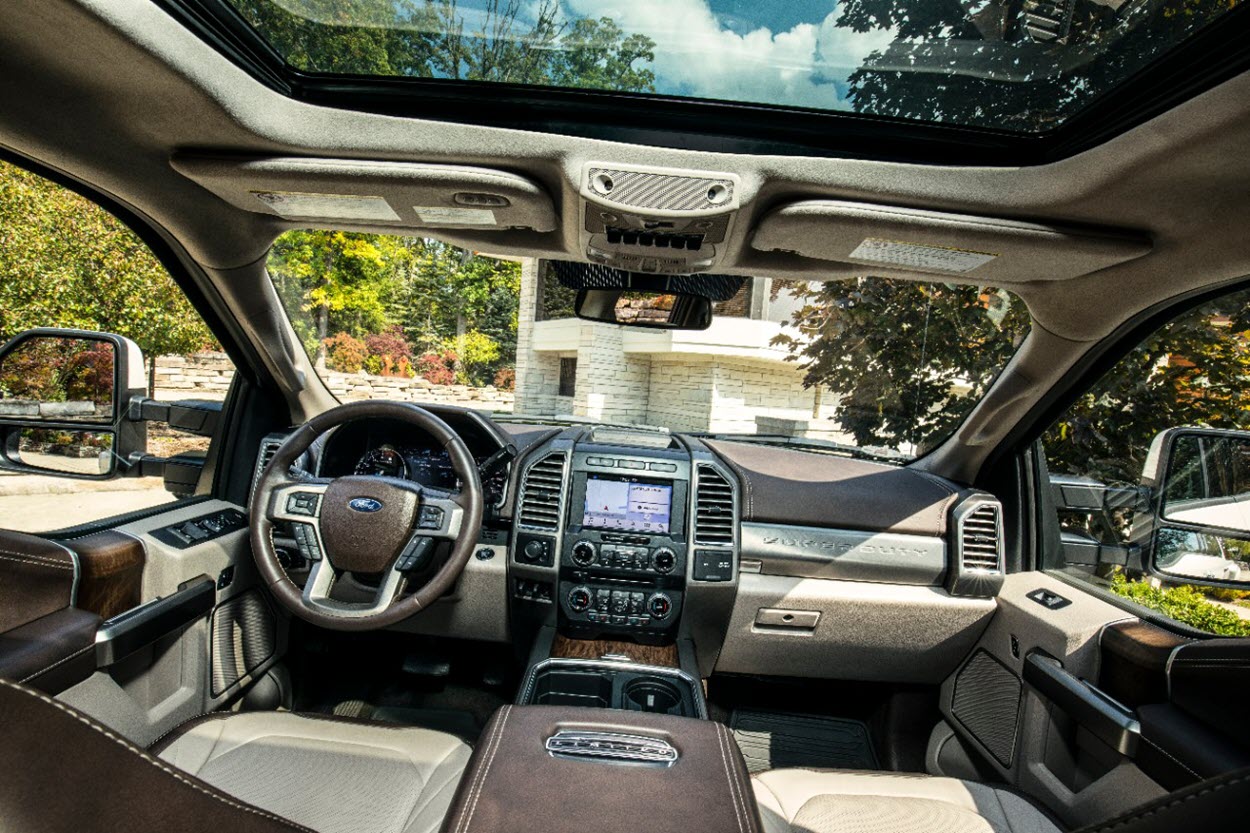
<box><xmin>560</xmin><ymin>581</ymin><xmax>682</xmax><ymax>633</ymax></box>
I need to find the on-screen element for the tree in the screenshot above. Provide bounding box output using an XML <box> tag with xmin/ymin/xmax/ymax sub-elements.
<box><xmin>0</xmin><ymin>161</ymin><xmax>215</xmax><ymax>394</ymax></box>
<box><xmin>267</xmin><ymin>230</ymin><xmax>405</xmax><ymax>369</ymax></box>
<box><xmin>838</xmin><ymin>0</ymin><xmax>1235</xmax><ymax>131</ymax></box>
<box><xmin>772</xmin><ymin>279</ymin><xmax>1030</xmax><ymax>452</ymax></box>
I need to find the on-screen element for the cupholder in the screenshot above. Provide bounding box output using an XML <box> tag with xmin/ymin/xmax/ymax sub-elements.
<box><xmin>622</xmin><ymin>676</ymin><xmax>683</xmax><ymax>715</ymax></box>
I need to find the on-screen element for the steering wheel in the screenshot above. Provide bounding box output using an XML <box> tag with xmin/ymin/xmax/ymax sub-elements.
<box><xmin>250</xmin><ymin>401</ymin><xmax>484</xmax><ymax>631</ymax></box>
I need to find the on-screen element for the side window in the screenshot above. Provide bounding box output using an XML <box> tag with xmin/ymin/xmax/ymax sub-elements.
<box><xmin>1040</xmin><ymin>287</ymin><xmax>1250</xmax><ymax>636</ymax></box>
<box><xmin>0</xmin><ymin>160</ymin><xmax>232</xmax><ymax>532</ymax></box>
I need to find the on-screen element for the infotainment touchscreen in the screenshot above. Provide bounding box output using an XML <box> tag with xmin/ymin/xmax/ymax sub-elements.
<box><xmin>582</xmin><ymin>476</ymin><xmax>673</xmax><ymax>534</ymax></box>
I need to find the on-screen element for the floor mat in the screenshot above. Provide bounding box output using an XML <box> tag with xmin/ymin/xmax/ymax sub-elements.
<box><xmin>331</xmin><ymin>700</ymin><xmax>481</xmax><ymax>744</ymax></box>
<box><xmin>730</xmin><ymin>710</ymin><xmax>879</xmax><ymax>774</ymax></box>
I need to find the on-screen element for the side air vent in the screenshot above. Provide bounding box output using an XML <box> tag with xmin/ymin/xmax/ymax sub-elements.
<box><xmin>960</xmin><ymin>503</ymin><xmax>1003</xmax><ymax>571</ymax></box>
<box><xmin>947</xmin><ymin>497</ymin><xmax>1005</xmax><ymax>598</ymax></box>
<box><xmin>518</xmin><ymin>453</ymin><xmax>567</xmax><ymax>530</ymax></box>
<box><xmin>694</xmin><ymin>465</ymin><xmax>736</xmax><ymax>545</ymax></box>
<box><xmin>249</xmin><ymin>433</ymin><xmax>287</xmax><ymax>504</ymax></box>
<box><xmin>1020</xmin><ymin>0</ymin><xmax>1074</xmax><ymax>43</ymax></box>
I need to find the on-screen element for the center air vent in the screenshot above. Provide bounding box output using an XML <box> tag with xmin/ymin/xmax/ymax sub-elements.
<box><xmin>518</xmin><ymin>453</ymin><xmax>567</xmax><ymax>530</ymax></box>
<box><xmin>694</xmin><ymin>465</ymin><xmax>735</xmax><ymax>545</ymax></box>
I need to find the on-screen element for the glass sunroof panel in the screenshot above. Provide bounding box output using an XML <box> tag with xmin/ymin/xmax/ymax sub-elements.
<box><xmin>225</xmin><ymin>0</ymin><xmax>1243</xmax><ymax>133</ymax></box>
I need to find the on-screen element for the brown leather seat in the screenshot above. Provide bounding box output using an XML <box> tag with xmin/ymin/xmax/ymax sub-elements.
<box><xmin>0</xmin><ymin>678</ymin><xmax>470</xmax><ymax>833</ymax></box>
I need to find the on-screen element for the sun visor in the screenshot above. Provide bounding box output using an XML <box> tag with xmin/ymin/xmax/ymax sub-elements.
<box><xmin>170</xmin><ymin>155</ymin><xmax>557</xmax><ymax>232</ymax></box>
<box><xmin>750</xmin><ymin>200</ymin><xmax>1151</xmax><ymax>283</ymax></box>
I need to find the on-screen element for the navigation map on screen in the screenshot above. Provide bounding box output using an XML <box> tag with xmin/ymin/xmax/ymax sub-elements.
<box><xmin>582</xmin><ymin>477</ymin><xmax>672</xmax><ymax>533</ymax></box>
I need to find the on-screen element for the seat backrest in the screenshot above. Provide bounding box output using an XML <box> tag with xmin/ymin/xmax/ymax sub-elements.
<box><xmin>0</xmin><ymin>678</ymin><xmax>307</xmax><ymax>833</ymax></box>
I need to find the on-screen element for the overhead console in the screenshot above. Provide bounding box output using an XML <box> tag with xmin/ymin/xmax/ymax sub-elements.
<box><xmin>579</xmin><ymin>162</ymin><xmax>741</xmax><ymax>274</ymax></box>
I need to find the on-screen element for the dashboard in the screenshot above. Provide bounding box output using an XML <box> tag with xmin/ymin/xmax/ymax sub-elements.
<box><xmin>317</xmin><ymin>413</ymin><xmax>514</xmax><ymax>507</ymax></box>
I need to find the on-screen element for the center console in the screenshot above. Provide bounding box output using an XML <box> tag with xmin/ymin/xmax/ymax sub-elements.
<box><xmin>557</xmin><ymin>446</ymin><xmax>690</xmax><ymax>640</ymax></box>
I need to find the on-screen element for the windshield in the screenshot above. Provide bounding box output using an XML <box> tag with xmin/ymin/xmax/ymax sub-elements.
<box><xmin>224</xmin><ymin>0</ymin><xmax>1241</xmax><ymax>133</ymax></box>
<box><xmin>267</xmin><ymin>231</ymin><xmax>1030</xmax><ymax>461</ymax></box>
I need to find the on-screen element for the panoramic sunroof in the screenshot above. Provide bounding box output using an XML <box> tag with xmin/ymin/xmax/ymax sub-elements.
<box><xmin>222</xmin><ymin>0</ymin><xmax>1239</xmax><ymax>134</ymax></box>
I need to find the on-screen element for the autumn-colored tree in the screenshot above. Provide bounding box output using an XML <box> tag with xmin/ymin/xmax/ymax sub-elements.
<box><xmin>0</xmin><ymin>161</ymin><xmax>215</xmax><ymax>394</ymax></box>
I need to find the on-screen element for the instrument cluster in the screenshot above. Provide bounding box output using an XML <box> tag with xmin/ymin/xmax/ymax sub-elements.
<box><xmin>354</xmin><ymin>443</ymin><xmax>508</xmax><ymax>506</ymax></box>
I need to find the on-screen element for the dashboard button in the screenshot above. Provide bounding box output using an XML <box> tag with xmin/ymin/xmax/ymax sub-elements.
<box><xmin>586</xmin><ymin>457</ymin><xmax>616</xmax><ymax>468</ymax></box>
<box><xmin>648</xmin><ymin>462</ymin><xmax>677</xmax><ymax>472</ymax></box>
<box><xmin>618</xmin><ymin>460</ymin><xmax>646</xmax><ymax>470</ymax></box>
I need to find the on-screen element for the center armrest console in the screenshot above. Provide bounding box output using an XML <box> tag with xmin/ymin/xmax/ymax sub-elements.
<box><xmin>440</xmin><ymin>705</ymin><xmax>762</xmax><ymax>833</ymax></box>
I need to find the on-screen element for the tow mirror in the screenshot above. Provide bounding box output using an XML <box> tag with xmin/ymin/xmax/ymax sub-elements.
<box><xmin>0</xmin><ymin>329</ymin><xmax>146</xmax><ymax>479</ymax></box>
<box><xmin>1142</xmin><ymin>428</ymin><xmax>1250</xmax><ymax>585</ymax></box>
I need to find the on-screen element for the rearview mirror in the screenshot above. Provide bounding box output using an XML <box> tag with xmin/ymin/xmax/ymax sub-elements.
<box><xmin>1146</xmin><ymin>428</ymin><xmax>1250</xmax><ymax>584</ymax></box>
<box><xmin>0</xmin><ymin>329</ymin><xmax>146</xmax><ymax>478</ymax></box>
<box><xmin>574</xmin><ymin>289</ymin><xmax>713</xmax><ymax>331</ymax></box>
<box><xmin>550</xmin><ymin>260</ymin><xmax>744</xmax><ymax>331</ymax></box>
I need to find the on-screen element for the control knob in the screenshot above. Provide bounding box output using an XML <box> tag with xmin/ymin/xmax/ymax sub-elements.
<box><xmin>651</xmin><ymin>547</ymin><xmax>676</xmax><ymax>574</ymax></box>
<box><xmin>571</xmin><ymin>540</ymin><xmax>597</xmax><ymax>567</ymax></box>
<box><xmin>568</xmin><ymin>586</ymin><xmax>593</xmax><ymax>613</ymax></box>
<box><xmin>647</xmin><ymin>593</ymin><xmax>673</xmax><ymax>620</ymax></box>
<box><xmin>523</xmin><ymin>539</ymin><xmax>548</xmax><ymax>564</ymax></box>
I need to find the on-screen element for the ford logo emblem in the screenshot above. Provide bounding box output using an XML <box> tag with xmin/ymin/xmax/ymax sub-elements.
<box><xmin>348</xmin><ymin>497</ymin><xmax>384</xmax><ymax>513</ymax></box>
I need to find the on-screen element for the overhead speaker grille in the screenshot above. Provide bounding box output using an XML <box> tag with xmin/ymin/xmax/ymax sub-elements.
<box><xmin>951</xmin><ymin>649</ymin><xmax>1021</xmax><ymax>767</ymax></box>
<box><xmin>517</xmin><ymin>452</ymin><xmax>567</xmax><ymax>530</ymax></box>
<box><xmin>587</xmin><ymin>167</ymin><xmax>734</xmax><ymax>212</ymax></box>
<box><xmin>211</xmin><ymin>590</ymin><xmax>277</xmax><ymax>696</ymax></box>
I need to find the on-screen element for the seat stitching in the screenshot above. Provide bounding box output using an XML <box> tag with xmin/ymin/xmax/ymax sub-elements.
<box><xmin>19</xmin><ymin>643</ymin><xmax>94</xmax><ymax>683</ymax></box>
<box><xmin>0</xmin><ymin>546</ymin><xmax>74</xmax><ymax>565</ymax></box>
<box><xmin>398</xmin><ymin>742</ymin><xmax>463</xmax><ymax>832</ymax></box>
<box><xmin>0</xmin><ymin>679</ymin><xmax>315</xmax><ymax>831</ymax></box>
<box><xmin>1083</xmin><ymin>772</ymin><xmax>1250</xmax><ymax>833</ymax></box>
<box><xmin>0</xmin><ymin>552</ymin><xmax>73</xmax><ymax>570</ymax></box>
<box><xmin>725</xmin><ymin>726</ymin><xmax>755</xmax><ymax>833</ymax></box>
<box><xmin>751</xmin><ymin>773</ymin><xmax>792</xmax><ymax>822</ymax></box>
<box><xmin>402</xmin><ymin>757</ymin><xmax>468</xmax><ymax>833</ymax></box>
<box><xmin>1139</xmin><ymin>734</ymin><xmax>1201</xmax><ymax>779</ymax></box>
<box><xmin>458</xmin><ymin>705</ymin><xmax>511</xmax><ymax>833</ymax></box>
<box><xmin>715</xmin><ymin>722</ymin><xmax>747</xmax><ymax>833</ymax></box>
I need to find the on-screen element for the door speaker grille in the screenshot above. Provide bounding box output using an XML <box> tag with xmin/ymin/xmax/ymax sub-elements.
<box><xmin>211</xmin><ymin>590</ymin><xmax>277</xmax><ymax>696</ymax></box>
<box><xmin>951</xmin><ymin>649</ymin><xmax>1021</xmax><ymax>767</ymax></box>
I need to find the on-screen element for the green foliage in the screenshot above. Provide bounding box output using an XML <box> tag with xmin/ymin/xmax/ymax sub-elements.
<box><xmin>772</xmin><ymin>279</ymin><xmax>1030</xmax><ymax>452</ymax></box>
<box><xmin>1043</xmin><ymin>290</ymin><xmax>1250</xmax><ymax>486</ymax></box>
<box><xmin>0</xmin><ymin>160</ymin><xmax>216</xmax><ymax>386</ymax></box>
<box><xmin>446</xmin><ymin>331</ymin><xmax>500</xmax><ymax>386</ymax></box>
<box><xmin>232</xmin><ymin>0</ymin><xmax>656</xmax><ymax>92</ymax></box>
<box><xmin>1109</xmin><ymin>572</ymin><xmax>1250</xmax><ymax>637</ymax></box>
<box><xmin>322</xmin><ymin>331</ymin><xmax>368</xmax><ymax>373</ymax></box>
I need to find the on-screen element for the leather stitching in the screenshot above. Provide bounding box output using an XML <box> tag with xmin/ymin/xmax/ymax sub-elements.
<box><xmin>715</xmin><ymin>722</ymin><xmax>747</xmax><ymax>833</ymax></box>
<box><xmin>0</xmin><ymin>679</ymin><xmax>315</xmax><ymax>832</ymax></box>
<box><xmin>18</xmin><ymin>642</ymin><xmax>94</xmax><ymax>684</ymax></box>
<box><xmin>1139</xmin><ymin>733</ymin><xmax>1201</xmax><ymax>780</ymax></box>
<box><xmin>0</xmin><ymin>551</ymin><xmax>73</xmax><ymax>570</ymax></box>
<box><xmin>726</xmin><ymin>727</ymin><xmax>756</xmax><ymax>833</ymax></box>
<box><xmin>1083</xmin><ymin>772</ymin><xmax>1250</xmax><ymax>833</ymax></box>
<box><xmin>457</xmin><ymin>704</ymin><xmax>511</xmax><ymax>833</ymax></box>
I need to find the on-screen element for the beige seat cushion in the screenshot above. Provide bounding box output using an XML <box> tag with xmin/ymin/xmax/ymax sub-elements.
<box><xmin>752</xmin><ymin>769</ymin><xmax>1061</xmax><ymax>833</ymax></box>
<box><xmin>158</xmin><ymin>712</ymin><xmax>472</xmax><ymax>833</ymax></box>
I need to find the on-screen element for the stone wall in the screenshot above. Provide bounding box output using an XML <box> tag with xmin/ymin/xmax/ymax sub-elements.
<box><xmin>153</xmin><ymin>353</ymin><xmax>514</xmax><ymax>411</ymax></box>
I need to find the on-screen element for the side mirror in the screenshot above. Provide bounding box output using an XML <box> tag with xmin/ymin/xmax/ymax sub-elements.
<box><xmin>1145</xmin><ymin>427</ymin><xmax>1250</xmax><ymax>585</ymax></box>
<box><xmin>0</xmin><ymin>329</ymin><xmax>146</xmax><ymax>478</ymax></box>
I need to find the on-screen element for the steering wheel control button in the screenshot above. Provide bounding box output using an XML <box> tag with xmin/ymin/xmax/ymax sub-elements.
<box><xmin>571</xmin><ymin>540</ymin><xmax>597</xmax><ymax>566</ymax></box>
<box><xmin>286</xmin><ymin>492</ymin><xmax>321</xmax><ymax>516</ymax></box>
<box><xmin>568</xmin><ymin>586</ymin><xmax>593</xmax><ymax>612</ymax></box>
<box><xmin>396</xmin><ymin>536</ymin><xmax>436</xmax><ymax>572</ymax></box>
<box><xmin>292</xmin><ymin>523</ymin><xmax>322</xmax><ymax>560</ymax></box>
<box><xmin>417</xmin><ymin>505</ymin><xmax>445</xmax><ymax>530</ymax></box>
<box><xmin>647</xmin><ymin>593</ymin><xmax>673</xmax><ymax>620</ymax></box>
<box><xmin>692</xmin><ymin>549</ymin><xmax>733</xmax><ymax>582</ymax></box>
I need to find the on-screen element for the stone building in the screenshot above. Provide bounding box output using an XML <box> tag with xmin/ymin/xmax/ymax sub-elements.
<box><xmin>512</xmin><ymin>259</ymin><xmax>853</xmax><ymax>440</ymax></box>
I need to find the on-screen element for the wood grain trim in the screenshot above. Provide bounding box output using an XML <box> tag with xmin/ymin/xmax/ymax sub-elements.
<box><xmin>551</xmin><ymin>635</ymin><xmax>678</xmax><ymax>668</ymax></box>
<box><xmin>65</xmin><ymin>530</ymin><xmax>146</xmax><ymax>620</ymax></box>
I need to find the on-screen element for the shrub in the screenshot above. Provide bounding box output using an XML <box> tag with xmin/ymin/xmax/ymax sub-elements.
<box><xmin>493</xmin><ymin>366</ymin><xmax>516</xmax><ymax>391</ymax></box>
<box><xmin>447</xmin><ymin>331</ymin><xmax>500</xmax><ymax>387</ymax></box>
<box><xmin>416</xmin><ymin>350</ymin><xmax>457</xmax><ymax>386</ymax></box>
<box><xmin>323</xmin><ymin>332</ymin><xmax>367</xmax><ymax>373</ymax></box>
<box><xmin>1109</xmin><ymin>572</ymin><xmax>1250</xmax><ymax>636</ymax></box>
<box><xmin>365</xmin><ymin>326</ymin><xmax>414</xmax><ymax>377</ymax></box>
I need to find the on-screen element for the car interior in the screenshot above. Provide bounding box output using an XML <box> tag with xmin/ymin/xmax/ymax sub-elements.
<box><xmin>3</xmin><ymin>1</ymin><xmax>1250</xmax><ymax>832</ymax></box>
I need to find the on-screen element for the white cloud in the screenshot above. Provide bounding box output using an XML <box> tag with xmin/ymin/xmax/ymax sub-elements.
<box><xmin>562</xmin><ymin>0</ymin><xmax>896</xmax><ymax>110</ymax></box>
